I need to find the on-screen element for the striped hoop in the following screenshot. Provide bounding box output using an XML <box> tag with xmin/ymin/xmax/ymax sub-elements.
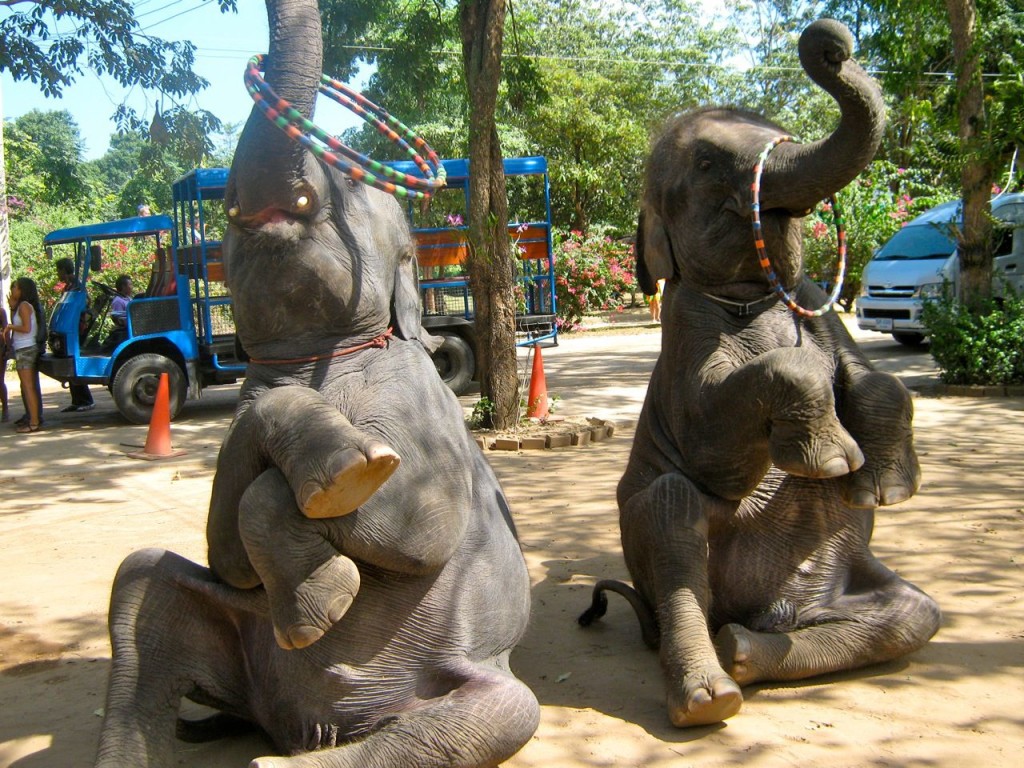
<box><xmin>751</xmin><ymin>135</ymin><xmax>846</xmax><ymax>318</ymax></box>
<box><xmin>244</xmin><ymin>55</ymin><xmax>446</xmax><ymax>200</ymax></box>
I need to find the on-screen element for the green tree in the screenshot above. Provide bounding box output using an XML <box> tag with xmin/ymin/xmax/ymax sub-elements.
<box><xmin>1</xmin><ymin>0</ymin><xmax>239</xmax><ymax>306</ymax></box>
<box><xmin>0</xmin><ymin>0</ymin><xmax>237</xmax><ymax>98</ymax></box>
<box><xmin>10</xmin><ymin>109</ymin><xmax>89</xmax><ymax>205</ymax></box>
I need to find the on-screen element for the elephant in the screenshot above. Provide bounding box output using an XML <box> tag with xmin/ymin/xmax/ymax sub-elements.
<box><xmin>578</xmin><ymin>19</ymin><xmax>940</xmax><ymax>729</ymax></box>
<box><xmin>93</xmin><ymin>1</ymin><xmax>539</xmax><ymax>766</ymax></box>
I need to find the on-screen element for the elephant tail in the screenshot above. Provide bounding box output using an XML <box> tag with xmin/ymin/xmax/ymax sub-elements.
<box><xmin>577</xmin><ymin>579</ymin><xmax>660</xmax><ymax>650</ymax></box>
<box><xmin>176</xmin><ymin>712</ymin><xmax>260</xmax><ymax>743</ymax></box>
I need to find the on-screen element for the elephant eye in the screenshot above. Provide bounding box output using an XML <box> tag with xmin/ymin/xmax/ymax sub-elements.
<box><xmin>698</xmin><ymin>158</ymin><xmax>712</xmax><ymax>172</ymax></box>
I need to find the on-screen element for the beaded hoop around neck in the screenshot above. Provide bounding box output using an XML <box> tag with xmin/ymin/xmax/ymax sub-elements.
<box><xmin>751</xmin><ymin>135</ymin><xmax>846</xmax><ymax>318</ymax></box>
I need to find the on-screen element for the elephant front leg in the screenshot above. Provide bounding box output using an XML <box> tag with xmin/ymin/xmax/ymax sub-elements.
<box><xmin>695</xmin><ymin>347</ymin><xmax>865</xmax><ymax>499</ymax></box>
<box><xmin>240</xmin><ymin>468</ymin><xmax>362</xmax><ymax>650</ymax></box>
<box><xmin>208</xmin><ymin>385</ymin><xmax>399</xmax><ymax>589</ymax></box>
<box><xmin>621</xmin><ymin>473</ymin><xmax>742</xmax><ymax>727</ymax></box>
<box><xmin>836</xmin><ymin>369</ymin><xmax>921</xmax><ymax>508</ymax></box>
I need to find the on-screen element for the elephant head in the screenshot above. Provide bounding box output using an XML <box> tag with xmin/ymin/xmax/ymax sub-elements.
<box><xmin>637</xmin><ymin>18</ymin><xmax>885</xmax><ymax>300</ymax></box>
<box><xmin>223</xmin><ymin>0</ymin><xmax>421</xmax><ymax>363</ymax></box>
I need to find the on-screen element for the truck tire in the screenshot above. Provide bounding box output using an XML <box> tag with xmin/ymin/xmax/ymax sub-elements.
<box><xmin>432</xmin><ymin>333</ymin><xmax>475</xmax><ymax>395</ymax></box>
<box><xmin>892</xmin><ymin>332</ymin><xmax>926</xmax><ymax>347</ymax></box>
<box><xmin>112</xmin><ymin>353</ymin><xmax>187</xmax><ymax>424</ymax></box>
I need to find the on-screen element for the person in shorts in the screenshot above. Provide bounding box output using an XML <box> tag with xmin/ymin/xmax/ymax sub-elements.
<box><xmin>5</xmin><ymin>277</ymin><xmax>44</xmax><ymax>433</ymax></box>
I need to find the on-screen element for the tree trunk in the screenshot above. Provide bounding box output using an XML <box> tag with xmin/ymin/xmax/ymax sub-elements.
<box><xmin>459</xmin><ymin>1</ymin><xmax>519</xmax><ymax>429</ymax></box>
<box><xmin>946</xmin><ymin>0</ymin><xmax>993</xmax><ymax>310</ymax></box>
<box><xmin>1</xmin><ymin>81</ymin><xmax>11</xmax><ymax>307</ymax></box>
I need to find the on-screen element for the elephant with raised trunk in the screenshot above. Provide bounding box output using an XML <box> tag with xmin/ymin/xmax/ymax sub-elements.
<box><xmin>580</xmin><ymin>19</ymin><xmax>940</xmax><ymax>728</ymax></box>
<box><xmin>94</xmin><ymin>1</ymin><xmax>539</xmax><ymax>766</ymax></box>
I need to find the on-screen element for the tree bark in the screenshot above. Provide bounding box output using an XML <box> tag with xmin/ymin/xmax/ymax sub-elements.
<box><xmin>459</xmin><ymin>0</ymin><xmax>519</xmax><ymax>429</ymax></box>
<box><xmin>0</xmin><ymin>80</ymin><xmax>10</xmax><ymax>306</ymax></box>
<box><xmin>946</xmin><ymin>0</ymin><xmax>993</xmax><ymax>309</ymax></box>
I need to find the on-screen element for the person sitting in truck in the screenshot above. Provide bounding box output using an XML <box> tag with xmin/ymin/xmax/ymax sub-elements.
<box><xmin>110</xmin><ymin>275</ymin><xmax>133</xmax><ymax>326</ymax></box>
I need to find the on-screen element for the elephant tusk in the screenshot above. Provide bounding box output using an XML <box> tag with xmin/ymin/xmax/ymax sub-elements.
<box><xmin>296</xmin><ymin>195</ymin><xmax>310</xmax><ymax>210</ymax></box>
<box><xmin>228</xmin><ymin>206</ymin><xmax>240</xmax><ymax>218</ymax></box>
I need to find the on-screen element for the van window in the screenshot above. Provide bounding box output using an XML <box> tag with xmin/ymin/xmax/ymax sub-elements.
<box><xmin>874</xmin><ymin>221</ymin><xmax>956</xmax><ymax>261</ymax></box>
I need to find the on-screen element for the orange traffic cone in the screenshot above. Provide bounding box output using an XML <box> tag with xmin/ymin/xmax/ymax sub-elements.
<box><xmin>128</xmin><ymin>372</ymin><xmax>186</xmax><ymax>460</ymax></box>
<box><xmin>526</xmin><ymin>344</ymin><xmax>549</xmax><ymax>419</ymax></box>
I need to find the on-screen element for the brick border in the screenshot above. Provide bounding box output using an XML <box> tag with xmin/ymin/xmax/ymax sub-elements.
<box><xmin>479</xmin><ymin>418</ymin><xmax>617</xmax><ymax>451</ymax></box>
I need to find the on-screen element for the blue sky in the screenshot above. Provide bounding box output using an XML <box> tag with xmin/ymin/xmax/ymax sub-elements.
<box><xmin>1</xmin><ymin>0</ymin><xmax>363</xmax><ymax>160</ymax></box>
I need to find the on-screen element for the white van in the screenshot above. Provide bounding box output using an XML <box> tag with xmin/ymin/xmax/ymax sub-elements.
<box><xmin>855</xmin><ymin>193</ymin><xmax>1024</xmax><ymax>345</ymax></box>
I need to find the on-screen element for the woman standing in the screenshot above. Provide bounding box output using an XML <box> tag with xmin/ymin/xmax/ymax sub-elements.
<box><xmin>5</xmin><ymin>277</ymin><xmax>44</xmax><ymax>433</ymax></box>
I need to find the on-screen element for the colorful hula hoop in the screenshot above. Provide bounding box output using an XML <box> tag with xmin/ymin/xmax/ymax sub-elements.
<box><xmin>751</xmin><ymin>135</ymin><xmax>846</xmax><ymax>318</ymax></box>
<box><xmin>244</xmin><ymin>55</ymin><xmax>446</xmax><ymax>200</ymax></box>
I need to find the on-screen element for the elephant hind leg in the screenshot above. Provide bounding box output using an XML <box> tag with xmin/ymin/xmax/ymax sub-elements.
<box><xmin>714</xmin><ymin>569</ymin><xmax>941</xmax><ymax>686</ymax></box>
<box><xmin>240</xmin><ymin>468</ymin><xmax>361</xmax><ymax>650</ymax></box>
<box><xmin>96</xmin><ymin>549</ymin><xmax>255</xmax><ymax>768</ymax></box>
<box><xmin>621</xmin><ymin>472</ymin><xmax>743</xmax><ymax>727</ymax></box>
<box><xmin>249</xmin><ymin>663</ymin><xmax>539</xmax><ymax>768</ymax></box>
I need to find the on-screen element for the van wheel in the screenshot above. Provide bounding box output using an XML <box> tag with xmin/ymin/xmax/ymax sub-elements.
<box><xmin>431</xmin><ymin>333</ymin><xmax>475</xmax><ymax>395</ymax></box>
<box><xmin>892</xmin><ymin>332</ymin><xmax>926</xmax><ymax>347</ymax></box>
<box><xmin>112</xmin><ymin>353</ymin><xmax>187</xmax><ymax>424</ymax></box>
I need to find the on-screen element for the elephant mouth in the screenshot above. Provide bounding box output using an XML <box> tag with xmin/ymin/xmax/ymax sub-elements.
<box><xmin>233</xmin><ymin>207</ymin><xmax>312</xmax><ymax>242</ymax></box>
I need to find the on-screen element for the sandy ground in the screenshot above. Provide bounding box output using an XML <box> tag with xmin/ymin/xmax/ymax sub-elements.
<box><xmin>1</xmin><ymin>314</ymin><xmax>1022</xmax><ymax>767</ymax></box>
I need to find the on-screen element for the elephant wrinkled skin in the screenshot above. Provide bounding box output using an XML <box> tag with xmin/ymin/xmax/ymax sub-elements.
<box><xmin>580</xmin><ymin>19</ymin><xmax>940</xmax><ymax>728</ymax></box>
<box><xmin>93</xmin><ymin>2</ymin><xmax>539</xmax><ymax>767</ymax></box>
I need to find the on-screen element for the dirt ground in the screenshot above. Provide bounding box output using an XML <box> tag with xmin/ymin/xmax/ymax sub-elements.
<box><xmin>1</xmin><ymin>315</ymin><xmax>1022</xmax><ymax>767</ymax></box>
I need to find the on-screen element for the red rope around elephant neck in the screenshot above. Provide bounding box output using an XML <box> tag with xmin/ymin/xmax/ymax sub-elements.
<box><xmin>249</xmin><ymin>328</ymin><xmax>393</xmax><ymax>366</ymax></box>
<box><xmin>751</xmin><ymin>136</ymin><xmax>846</xmax><ymax>318</ymax></box>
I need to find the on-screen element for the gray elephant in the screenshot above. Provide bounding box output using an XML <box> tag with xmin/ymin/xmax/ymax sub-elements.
<box><xmin>579</xmin><ymin>19</ymin><xmax>940</xmax><ymax>728</ymax></box>
<box><xmin>93</xmin><ymin>1</ymin><xmax>539</xmax><ymax>766</ymax></box>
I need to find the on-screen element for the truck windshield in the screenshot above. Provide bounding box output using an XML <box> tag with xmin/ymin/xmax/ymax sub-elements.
<box><xmin>874</xmin><ymin>222</ymin><xmax>955</xmax><ymax>261</ymax></box>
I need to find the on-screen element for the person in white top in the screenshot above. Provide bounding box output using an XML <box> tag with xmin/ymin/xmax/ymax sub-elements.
<box><xmin>4</xmin><ymin>277</ymin><xmax>44</xmax><ymax>433</ymax></box>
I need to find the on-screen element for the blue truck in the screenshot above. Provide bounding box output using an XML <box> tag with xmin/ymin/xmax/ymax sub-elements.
<box><xmin>387</xmin><ymin>155</ymin><xmax>558</xmax><ymax>393</ymax></box>
<box><xmin>38</xmin><ymin>157</ymin><xmax>557</xmax><ymax>421</ymax></box>
<box><xmin>39</xmin><ymin>168</ymin><xmax>242</xmax><ymax>423</ymax></box>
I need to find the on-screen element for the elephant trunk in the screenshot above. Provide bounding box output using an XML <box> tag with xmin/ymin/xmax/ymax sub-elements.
<box><xmin>227</xmin><ymin>0</ymin><xmax>326</xmax><ymax>225</ymax></box>
<box><xmin>759</xmin><ymin>19</ymin><xmax>885</xmax><ymax>212</ymax></box>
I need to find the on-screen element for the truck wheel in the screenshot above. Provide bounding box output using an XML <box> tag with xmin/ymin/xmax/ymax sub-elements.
<box><xmin>432</xmin><ymin>333</ymin><xmax>475</xmax><ymax>395</ymax></box>
<box><xmin>892</xmin><ymin>332</ymin><xmax>926</xmax><ymax>347</ymax></box>
<box><xmin>112</xmin><ymin>353</ymin><xmax>187</xmax><ymax>424</ymax></box>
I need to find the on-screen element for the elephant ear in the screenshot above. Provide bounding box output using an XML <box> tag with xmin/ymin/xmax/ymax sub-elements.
<box><xmin>636</xmin><ymin>208</ymin><xmax>675</xmax><ymax>295</ymax></box>
<box><xmin>390</xmin><ymin>243</ymin><xmax>430</xmax><ymax>345</ymax></box>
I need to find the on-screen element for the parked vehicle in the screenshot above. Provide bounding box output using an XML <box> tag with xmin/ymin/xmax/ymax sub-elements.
<box><xmin>386</xmin><ymin>156</ymin><xmax>558</xmax><ymax>394</ymax></box>
<box><xmin>856</xmin><ymin>193</ymin><xmax>1024</xmax><ymax>345</ymax></box>
<box><xmin>40</xmin><ymin>168</ymin><xmax>244</xmax><ymax>423</ymax></box>
<box><xmin>39</xmin><ymin>157</ymin><xmax>555</xmax><ymax>417</ymax></box>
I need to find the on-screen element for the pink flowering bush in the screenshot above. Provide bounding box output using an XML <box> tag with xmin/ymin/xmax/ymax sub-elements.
<box><xmin>553</xmin><ymin>228</ymin><xmax>636</xmax><ymax>330</ymax></box>
<box><xmin>802</xmin><ymin>161</ymin><xmax>951</xmax><ymax>310</ymax></box>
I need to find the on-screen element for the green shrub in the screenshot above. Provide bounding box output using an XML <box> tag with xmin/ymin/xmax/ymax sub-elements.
<box><xmin>922</xmin><ymin>291</ymin><xmax>1024</xmax><ymax>385</ymax></box>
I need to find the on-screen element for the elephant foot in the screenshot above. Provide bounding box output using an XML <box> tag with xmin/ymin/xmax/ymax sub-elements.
<box><xmin>841</xmin><ymin>455</ymin><xmax>921</xmax><ymax>508</ymax></box>
<box><xmin>770</xmin><ymin>419</ymin><xmax>864</xmax><ymax>480</ymax></box>
<box><xmin>301</xmin><ymin>442</ymin><xmax>400</xmax><ymax>519</ymax></box>
<box><xmin>666</xmin><ymin>671</ymin><xmax>743</xmax><ymax>727</ymax></box>
<box><xmin>269</xmin><ymin>554</ymin><xmax>361</xmax><ymax>650</ymax></box>
<box><xmin>714</xmin><ymin>623</ymin><xmax>765</xmax><ymax>686</ymax></box>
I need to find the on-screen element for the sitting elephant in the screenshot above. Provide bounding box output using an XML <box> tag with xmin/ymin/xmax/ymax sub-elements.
<box><xmin>93</xmin><ymin>1</ymin><xmax>539</xmax><ymax>766</ymax></box>
<box><xmin>579</xmin><ymin>19</ymin><xmax>940</xmax><ymax>728</ymax></box>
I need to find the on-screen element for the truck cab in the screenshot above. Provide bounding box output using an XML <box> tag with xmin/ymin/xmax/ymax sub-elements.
<box><xmin>39</xmin><ymin>169</ymin><xmax>245</xmax><ymax>423</ymax></box>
